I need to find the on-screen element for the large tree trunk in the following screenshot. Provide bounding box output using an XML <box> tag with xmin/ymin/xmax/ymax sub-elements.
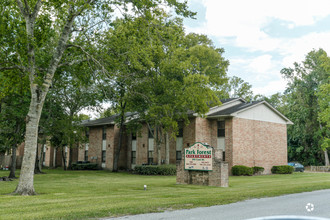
<box><xmin>13</xmin><ymin>101</ymin><xmax>42</xmax><ymax>195</ymax></box>
<box><xmin>12</xmin><ymin>0</ymin><xmax>76</xmax><ymax>195</ymax></box>
<box><xmin>165</xmin><ymin>133</ymin><xmax>169</xmax><ymax>165</ymax></box>
<box><xmin>35</xmin><ymin>144</ymin><xmax>44</xmax><ymax>174</ymax></box>
<box><xmin>113</xmin><ymin>102</ymin><xmax>126</xmax><ymax>172</ymax></box>
<box><xmin>0</xmin><ymin>152</ymin><xmax>5</xmax><ymax>168</ymax></box>
<box><xmin>68</xmin><ymin>147</ymin><xmax>73</xmax><ymax>170</ymax></box>
<box><xmin>62</xmin><ymin>148</ymin><xmax>67</xmax><ymax>171</ymax></box>
<box><xmin>113</xmin><ymin>124</ymin><xmax>124</xmax><ymax>172</ymax></box>
<box><xmin>8</xmin><ymin>145</ymin><xmax>17</xmax><ymax>179</ymax></box>
<box><xmin>156</xmin><ymin>126</ymin><xmax>163</xmax><ymax>165</ymax></box>
<box><xmin>324</xmin><ymin>149</ymin><xmax>329</xmax><ymax>166</ymax></box>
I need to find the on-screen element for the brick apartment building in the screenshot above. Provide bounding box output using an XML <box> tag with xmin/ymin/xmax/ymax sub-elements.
<box><xmin>80</xmin><ymin>98</ymin><xmax>293</xmax><ymax>174</ymax></box>
<box><xmin>7</xmin><ymin>141</ymin><xmax>77</xmax><ymax>169</ymax></box>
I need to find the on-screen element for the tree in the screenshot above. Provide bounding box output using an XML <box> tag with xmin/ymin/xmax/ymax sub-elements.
<box><xmin>217</xmin><ymin>76</ymin><xmax>254</xmax><ymax>101</ymax></box>
<box><xmin>0</xmin><ymin>0</ymin><xmax>194</xmax><ymax>195</ymax></box>
<box><xmin>316</xmin><ymin>54</ymin><xmax>330</xmax><ymax>166</ymax></box>
<box><xmin>0</xmin><ymin>65</ymin><xmax>29</xmax><ymax>178</ymax></box>
<box><xmin>281</xmin><ymin>49</ymin><xmax>330</xmax><ymax>166</ymax></box>
<box><xmin>127</xmin><ymin>17</ymin><xmax>229</xmax><ymax>165</ymax></box>
<box><xmin>41</xmin><ymin>72</ymin><xmax>99</xmax><ymax>170</ymax></box>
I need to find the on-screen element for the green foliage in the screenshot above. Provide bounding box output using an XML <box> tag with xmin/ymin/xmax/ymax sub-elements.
<box><xmin>231</xmin><ymin>165</ymin><xmax>253</xmax><ymax>176</ymax></box>
<box><xmin>71</xmin><ymin>163</ymin><xmax>99</xmax><ymax>170</ymax></box>
<box><xmin>317</xmin><ymin>81</ymin><xmax>330</xmax><ymax>128</ymax></box>
<box><xmin>252</xmin><ymin>166</ymin><xmax>265</xmax><ymax>174</ymax></box>
<box><xmin>218</xmin><ymin>76</ymin><xmax>254</xmax><ymax>101</ymax></box>
<box><xmin>281</xmin><ymin>49</ymin><xmax>330</xmax><ymax>165</ymax></box>
<box><xmin>134</xmin><ymin>165</ymin><xmax>176</xmax><ymax>175</ymax></box>
<box><xmin>121</xmin><ymin>14</ymin><xmax>229</xmax><ymax>138</ymax></box>
<box><xmin>0</xmin><ymin>69</ymin><xmax>30</xmax><ymax>152</ymax></box>
<box><xmin>271</xmin><ymin>165</ymin><xmax>294</xmax><ymax>174</ymax></box>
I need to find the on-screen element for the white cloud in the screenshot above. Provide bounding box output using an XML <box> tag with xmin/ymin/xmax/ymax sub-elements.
<box><xmin>230</xmin><ymin>55</ymin><xmax>279</xmax><ymax>80</ymax></box>
<box><xmin>252</xmin><ymin>77</ymin><xmax>287</xmax><ymax>96</ymax></box>
<box><xmin>185</xmin><ymin>0</ymin><xmax>330</xmax><ymax>96</ymax></box>
<box><xmin>248</xmin><ymin>55</ymin><xmax>274</xmax><ymax>74</ymax></box>
<box><xmin>280</xmin><ymin>31</ymin><xmax>330</xmax><ymax>67</ymax></box>
<box><xmin>187</xmin><ymin>0</ymin><xmax>330</xmax><ymax>53</ymax></box>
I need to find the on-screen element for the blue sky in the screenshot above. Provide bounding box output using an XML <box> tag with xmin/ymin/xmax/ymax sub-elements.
<box><xmin>183</xmin><ymin>0</ymin><xmax>330</xmax><ymax>96</ymax></box>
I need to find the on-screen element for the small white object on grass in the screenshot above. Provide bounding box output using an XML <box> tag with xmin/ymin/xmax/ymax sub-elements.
<box><xmin>144</xmin><ymin>185</ymin><xmax>147</xmax><ymax>190</ymax></box>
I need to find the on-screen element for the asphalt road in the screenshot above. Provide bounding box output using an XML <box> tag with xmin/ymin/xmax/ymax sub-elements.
<box><xmin>103</xmin><ymin>189</ymin><xmax>330</xmax><ymax>220</ymax></box>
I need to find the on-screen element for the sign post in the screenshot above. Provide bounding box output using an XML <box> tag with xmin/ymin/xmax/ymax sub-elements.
<box><xmin>184</xmin><ymin>142</ymin><xmax>212</xmax><ymax>171</ymax></box>
<box><xmin>176</xmin><ymin>142</ymin><xmax>228</xmax><ymax>187</ymax></box>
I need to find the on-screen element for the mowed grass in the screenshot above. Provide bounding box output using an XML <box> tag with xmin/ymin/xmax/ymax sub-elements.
<box><xmin>1</xmin><ymin>170</ymin><xmax>330</xmax><ymax>220</ymax></box>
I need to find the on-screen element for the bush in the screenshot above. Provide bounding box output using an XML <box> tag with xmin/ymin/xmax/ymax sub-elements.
<box><xmin>71</xmin><ymin>163</ymin><xmax>98</xmax><ymax>170</ymax></box>
<box><xmin>252</xmin><ymin>166</ymin><xmax>265</xmax><ymax>174</ymax></box>
<box><xmin>232</xmin><ymin>165</ymin><xmax>253</xmax><ymax>176</ymax></box>
<box><xmin>134</xmin><ymin>165</ymin><xmax>176</xmax><ymax>175</ymax></box>
<box><xmin>271</xmin><ymin>165</ymin><xmax>294</xmax><ymax>174</ymax></box>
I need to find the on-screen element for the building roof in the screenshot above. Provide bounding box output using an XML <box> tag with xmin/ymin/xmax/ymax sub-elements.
<box><xmin>208</xmin><ymin>100</ymin><xmax>293</xmax><ymax>124</ymax></box>
<box><xmin>208</xmin><ymin>101</ymin><xmax>262</xmax><ymax>116</ymax></box>
<box><xmin>82</xmin><ymin>98</ymin><xmax>293</xmax><ymax>126</ymax></box>
<box><xmin>81</xmin><ymin>112</ymin><xmax>137</xmax><ymax>127</ymax></box>
<box><xmin>220</xmin><ymin>98</ymin><xmax>242</xmax><ymax>104</ymax></box>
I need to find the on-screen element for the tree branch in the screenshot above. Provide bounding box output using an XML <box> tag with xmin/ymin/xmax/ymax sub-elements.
<box><xmin>31</xmin><ymin>0</ymin><xmax>43</xmax><ymax>22</ymax></box>
<box><xmin>66</xmin><ymin>44</ymin><xmax>109</xmax><ymax>75</ymax></box>
<box><xmin>23</xmin><ymin>0</ymin><xmax>30</xmax><ymax>14</ymax></box>
<box><xmin>15</xmin><ymin>0</ymin><xmax>28</xmax><ymax>17</ymax></box>
<box><xmin>57</xmin><ymin>59</ymin><xmax>89</xmax><ymax>68</ymax></box>
<box><xmin>0</xmin><ymin>65</ymin><xmax>26</xmax><ymax>72</ymax></box>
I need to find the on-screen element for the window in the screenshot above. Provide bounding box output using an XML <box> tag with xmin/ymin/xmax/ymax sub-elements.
<box><xmin>102</xmin><ymin>126</ymin><xmax>106</xmax><ymax>140</ymax></box>
<box><xmin>148</xmin><ymin>128</ymin><xmax>154</xmax><ymax>138</ymax></box>
<box><xmin>148</xmin><ymin>128</ymin><xmax>154</xmax><ymax>164</ymax></box>
<box><xmin>132</xmin><ymin>133</ymin><xmax>137</xmax><ymax>140</ymax></box>
<box><xmin>131</xmin><ymin>151</ymin><xmax>136</xmax><ymax>164</ymax></box>
<box><xmin>177</xmin><ymin>127</ymin><xmax>183</xmax><ymax>138</ymax></box>
<box><xmin>102</xmin><ymin>150</ymin><xmax>106</xmax><ymax>162</ymax></box>
<box><xmin>176</xmin><ymin>127</ymin><xmax>183</xmax><ymax>160</ymax></box>
<box><xmin>217</xmin><ymin>121</ymin><xmax>225</xmax><ymax>137</ymax></box>
<box><xmin>85</xmin><ymin>150</ymin><xmax>88</xmax><ymax>161</ymax></box>
<box><xmin>85</xmin><ymin>129</ymin><xmax>89</xmax><ymax>139</ymax></box>
<box><xmin>176</xmin><ymin>151</ymin><xmax>182</xmax><ymax>161</ymax></box>
<box><xmin>148</xmin><ymin>151</ymin><xmax>153</xmax><ymax>164</ymax></box>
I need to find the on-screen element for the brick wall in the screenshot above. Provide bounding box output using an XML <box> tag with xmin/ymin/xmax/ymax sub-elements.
<box><xmin>183</xmin><ymin>118</ymin><xmax>196</xmax><ymax>149</ymax></box>
<box><xmin>105</xmin><ymin>125</ymin><xmax>115</xmax><ymax>170</ymax></box>
<box><xmin>44</xmin><ymin>145</ymin><xmax>54</xmax><ymax>167</ymax></box>
<box><xmin>78</xmin><ymin>143</ymin><xmax>86</xmax><ymax>161</ymax></box>
<box><xmin>195</xmin><ymin>117</ymin><xmax>212</xmax><ymax>144</ymax></box>
<box><xmin>88</xmin><ymin>126</ymin><xmax>103</xmax><ymax>166</ymax></box>
<box><xmin>136</xmin><ymin>124</ymin><xmax>148</xmax><ymax>165</ymax></box>
<box><xmin>231</xmin><ymin>118</ymin><xmax>287</xmax><ymax>174</ymax></box>
<box><xmin>225</xmin><ymin>118</ymin><xmax>234</xmax><ymax>169</ymax></box>
<box><xmin>169</xmin><ymin>134</ymin><xmax>177</xmax><ymax>164</ymax></box>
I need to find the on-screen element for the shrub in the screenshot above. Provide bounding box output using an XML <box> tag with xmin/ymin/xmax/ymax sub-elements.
<box><xmin>252</xmin><ymin>166</ymin><xmax>265</xmax><ymax>175</ymax></box>
<box><xmin>271</xmin><ymin>165</ymin><xmax>294</xmax><ymax>174</ymax></box>
<box><xmin>232</xmin><ymin>165</ymin><xmax>253</xmax><ymax>176</ymax></box>
<box><xmin>71</xmin><ymin>163</ymin><xmax>98</xmax><ymax>170</ymax></box>
<box><xmin>134</xmin><ymin>165</ymin><xmax>176</xmax><ymax>175</ymax></box>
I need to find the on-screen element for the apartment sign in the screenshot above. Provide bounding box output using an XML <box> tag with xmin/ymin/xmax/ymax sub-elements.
<box><xmin>184</xmin><ymin>142</ymin><xmax>212</xmax><ymax>171</ymax></box>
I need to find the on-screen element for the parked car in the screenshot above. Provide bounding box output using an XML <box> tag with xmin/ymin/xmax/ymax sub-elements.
<box><xmin>288</xmin><ymin>162</ymin><xmax>305</xmax><ymax>172</ymax></box>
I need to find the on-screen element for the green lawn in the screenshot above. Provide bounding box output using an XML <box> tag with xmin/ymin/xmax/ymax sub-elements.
<box><xmin>1</xmin><ymin>170</ymin><xmax>330</xmax><ymax>220</ymax></box>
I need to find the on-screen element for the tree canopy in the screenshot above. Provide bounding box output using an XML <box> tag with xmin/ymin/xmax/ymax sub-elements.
<box><xmin>0</xmin><ymin>0</ymin><xmax>195</xmax><ymax>195</ymax></box>
<box><xmin>281</xmin><ymin>49</ymin><xmax>330</xmax><ymax>166</ymax></box>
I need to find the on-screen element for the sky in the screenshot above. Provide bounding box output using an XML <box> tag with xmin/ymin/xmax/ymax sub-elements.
<box><xmin>182</xmin><ymin>0</ymin><xmax>330</xmax><ymax>96</ymax></box>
